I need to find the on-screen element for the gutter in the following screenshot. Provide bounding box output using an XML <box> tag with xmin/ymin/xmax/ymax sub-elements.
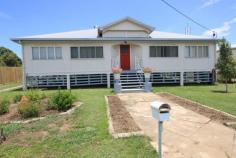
<box><xmin>11</xmin><ymin>37</ymin><xmax>219</xmax><ymax>44</ymax></box>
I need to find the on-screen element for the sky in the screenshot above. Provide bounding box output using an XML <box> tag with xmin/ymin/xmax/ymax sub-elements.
<box><xmin>0</xmin><ymin>0</ymin><xmax>236</xmax><ymax>58</ymax></box>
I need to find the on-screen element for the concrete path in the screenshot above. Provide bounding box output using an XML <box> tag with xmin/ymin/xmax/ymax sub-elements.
<box><xmin>0</xmin><ymin>85</ymin><xmax>22</xmax><ymax>93</ymax></box>
<box><xmin>118</xmin><ymin>92</ymin><xmax>236</xmax><ymax>158</ymax></box>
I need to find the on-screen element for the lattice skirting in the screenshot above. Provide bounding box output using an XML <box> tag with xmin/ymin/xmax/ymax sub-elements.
<box><xmin>26</xmin><ymin>71</ymin><xmax>213</xmax><ymax>88</ymax></box>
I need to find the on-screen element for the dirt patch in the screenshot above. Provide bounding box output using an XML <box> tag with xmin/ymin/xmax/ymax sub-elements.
<box><xmin>4</xmin><ymin>130</ymin><xmax>49</xmax><ymax>147</ymax></box>
<box><xmin>107</xmin><ymin>96</ymin><xmax>140</xmax><ymax>133</ymax></box>
<box><xmin>0</xmin><ymin>104</ymin><xmax>20</xmax><ymax>122</ymax></box>
<box><xmin>59</xmin><ymin>121</ymin><xmax>72</xmax><ymax>132</ymax></box>
<box><xmin>157</xmin><ymin>92</ymin><xmax>236</xmax><ymax>125</ymax></box>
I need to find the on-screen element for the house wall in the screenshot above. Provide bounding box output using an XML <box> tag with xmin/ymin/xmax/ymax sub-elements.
<box><xmin>23</xmin><ymin>40</ymin><xmax>216</xmax><ymax>76</ymax></box>
<box><xmin>23</xmin><ymin>41</ymin><xmax>112</xmax><ymax>75</ymax></box>
<box><xmin>141</xmin><ymin>41</ymin><xmax>216</xmax><ymax>72</ymax></box>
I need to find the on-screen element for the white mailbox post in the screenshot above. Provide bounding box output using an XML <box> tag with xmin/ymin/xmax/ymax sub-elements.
<box><xmin>151</xmin><ymin>101</ymin><xmax>171</xmax><ymax>158</ymax></box>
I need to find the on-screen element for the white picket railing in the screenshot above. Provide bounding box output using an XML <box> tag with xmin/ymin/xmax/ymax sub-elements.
<box><xmin>135</xmin><ymin>56</ymin><xmax>143</xmax><ymax>72</ymax></box>
<box><xmin>111</xmin><ymin>56</ymin><xmax>143</xmax><ymax>71</ymax></box>
<box><xmin>111</xmin><ymin>57</ymin><xmax>119</xmax><ymax>68</ymax></box>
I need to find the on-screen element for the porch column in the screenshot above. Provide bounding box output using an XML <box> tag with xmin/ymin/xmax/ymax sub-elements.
<box><xmin>180</xmin><ymin>71</ymin><xmax>184</xmax><ymax>86</ymax></box>
<box><xmin>107</xmin><ymin>73</ymin><xmax>110</xmax><ymax>88</ymax></box>
<box><xmin>67</xmin><ymin>74</ymin><xmax>71</xmax><ymax>90</ymax></box>
<box><xmin>22</xmin><ymin>73</ymin><xmax>27</xmax><ymax>91</ymax></box>
<box><xmin>21</xmin><ymin>43</ymin><xmax>27</xmax><ymax>91</ymax></box>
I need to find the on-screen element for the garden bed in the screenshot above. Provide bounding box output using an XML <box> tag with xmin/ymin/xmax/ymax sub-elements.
<box><xmin>0</xmin><ymin>100</ymin><xmax>81</xmax><ymax>124</ymax></box>
<box><xmin>0</xmin><ymin>90</ymin><xmax>79</xmax><ymax>124</ymax></box>
<box><xmin>106</xmin><ymin>96</ymin><xmax>142</xmax><ymax>138</ymax></box>
<box><xmin>157</xmin><ymin>92</ymin><xmax>236</xmax><ymax>129</ymax></box>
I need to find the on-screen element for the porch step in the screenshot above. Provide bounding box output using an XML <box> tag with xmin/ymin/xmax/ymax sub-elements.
<box><xmin>121</xmin><ymin>82</ymin><xmax>144</xmax><ymax>85</ymax></box>
<box><xmin>121</xmin><ymin>88</ymin><xmax>144</xmax><ymax>92</ymax></box>
<box><xmin>119</xmin><ymin>71</ymin><xmax>145</xmax><ymax>91</ymax></box>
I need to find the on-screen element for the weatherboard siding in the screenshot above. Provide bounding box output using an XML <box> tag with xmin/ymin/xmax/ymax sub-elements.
<box><xmin>22</xmin><ymin>40</ymin><xmax>216</xmax><ymax>76</ymax></box>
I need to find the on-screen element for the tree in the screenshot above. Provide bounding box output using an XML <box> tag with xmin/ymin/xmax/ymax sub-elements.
<box><xmin>216</xmin><ymin>38</ymin><xmax>236</xmax><ymax>93</ymax></box>
<box><xmin>0</xmin><ymin>47</ymin><xmax>22</xmax><ymax>67</ymax></box>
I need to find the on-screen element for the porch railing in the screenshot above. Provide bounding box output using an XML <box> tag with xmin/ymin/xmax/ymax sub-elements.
<box><xmin>111</xmin><ymin>57</ymin><xmax>119</xmax><ymax>68</ymax></box>
<box><xmin>111</xmin><ymin>56</ymin><xmax>143</xmax><ymax>71</ymax></box>
<box><xmin>135</xmin><ymin>56</ymin><xmax>143</xmax><ymax>72</ymax></box>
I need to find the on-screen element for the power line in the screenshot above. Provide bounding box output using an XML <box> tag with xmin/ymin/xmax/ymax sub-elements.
<box><xmin>160</xmin><ymin>0</ymin><xmax>212</xmax><ymax>31</ymax></box>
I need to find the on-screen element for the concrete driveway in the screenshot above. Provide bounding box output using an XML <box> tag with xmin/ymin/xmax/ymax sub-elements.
<box><xmin>118</xmin><ymin>93</ymin><xmax>236</xmax><ymax>158</ymax></box>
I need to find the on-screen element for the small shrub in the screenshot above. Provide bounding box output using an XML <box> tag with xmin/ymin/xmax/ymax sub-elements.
<box><xmin>47</xmin><ymin>99</ymin><xmax>57</xmax><ymax>110</ymax></box>
<box><xmin>26</xmin><ymin>90</ymin><xmax>41</xmax><ymax>101</ymax></box>
<box><xmin>13</xmin><ymin>94</ymin><xmax>23</xmax><ymax>103</ymax></box>
<box><xmin>18</xmin><ymin>102</ymin><xmax>39</xmax><ymax>118</ymax></box>
<box><xmin>0</xmin><ymin>100</ymin><xmax>10</xmax><ymax>115</ymax></box>
<box><xmin>50</xmin><ymin>90</ymin><xmax>76</xmax><ymax>111</ymax></box>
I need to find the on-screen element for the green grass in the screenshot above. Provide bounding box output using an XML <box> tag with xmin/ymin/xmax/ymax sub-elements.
<box><xmin>153</xmin><ymin>83</ymin><xmax>236</xmax><ymax>116</ymax></box>
<box><xmin>0</xmin><ymin>88</ymin><xmax>156</xmax><ymax>158</ymax></box>
<box><xmin>0</xmin><ymin>82</ymin><xmax>21</xmax><ymax>91</ymax></box>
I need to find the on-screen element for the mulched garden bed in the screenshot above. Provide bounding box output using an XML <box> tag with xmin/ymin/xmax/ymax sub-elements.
<box><xmin>0</xmin><ymin>99</ymin><xmax>81</xmax><ymax>124</ymax></box>
<box><xmin>107</xmin><ymin>96</ymin><xmax>141</xmax><ymax>134</ymax></box>
<box><xmin>157</xmin><ymin>92</ymin><xmax>236</xmax><ymax>128</ymax></box>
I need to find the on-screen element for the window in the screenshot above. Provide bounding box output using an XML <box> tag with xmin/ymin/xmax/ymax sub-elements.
<box><xmin>32</xmin><ymin>47</ymin><xmax>62</xmax><ymax>60</ymax></box>
<box><xmin>55</xmin><ymin>47</ymin><xmax>62</xmax><ymax>59</ymax></box>
<box><xmin>185</xmin><ymin>46</ymin><xmax>209</xmax><ymax>58</ymax></box>
<box><xmin>48</xmin><ymin>47</ymin><xmax>55</xmax><ymax>59</ymax></box>
<box><xmin>150</xmin><ymin>46</ymin><xmax>178</xmax><ymax>57</ymax></box>
<box><xmin>39</xmin><ymin>47</ymin><xmax>47</xmax><ymax>60</ymax></box>
<box><xmin>71</xmin><ymin>46</ymin><xmax>103</xmax><ymax>59</ymax></box>
<box><xmin>32</xmin><ymin>47</ymin><xmax>39</xmax><ymax>60</ymax></box>
<box><xmin>71</xmin><ymin>47</ymin><xmax>79</xmax><ymax>58</ymax></box>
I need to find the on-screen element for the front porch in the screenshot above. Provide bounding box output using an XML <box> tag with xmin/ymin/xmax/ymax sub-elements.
<box><xmin>111</xmin><ymin>43</ymin><xmax>143</xmax><ymax>71</ymax></box>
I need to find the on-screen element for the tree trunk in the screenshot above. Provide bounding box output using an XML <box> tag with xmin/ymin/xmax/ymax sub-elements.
<box><xmin>225</xmin><ymin>79</ymin><xmax>228</xmax><ymax>93</ymax></box>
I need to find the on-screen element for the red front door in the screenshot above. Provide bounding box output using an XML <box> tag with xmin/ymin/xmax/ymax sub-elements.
<box><xmin>120</xmin><ymin>45</ymin><xmax>130</xmax><ymax>70</ymax></box>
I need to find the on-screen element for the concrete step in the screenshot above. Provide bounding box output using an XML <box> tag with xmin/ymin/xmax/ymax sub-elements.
<box><xmin>120</xmin><ymin>79</ymin><xmax>140</xmax><ymax>83</ymax></box>
<box><xmin>121</xmin><ymin>85</ymin><xmax>144</xmax><ymax>89</ymax></box>
<box><xmin>121</xmin><ymin>82</ymin><xmax>144</xmax><ymax>85</ymax></box>
<box><xmin>121</xmin><ymin>88</ymin><xmax>144</xmax><ymax>92</ymax></box>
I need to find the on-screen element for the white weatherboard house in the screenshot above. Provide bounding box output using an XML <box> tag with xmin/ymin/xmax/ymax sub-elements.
<box><xmin>12</xmin><ymin>17</ymin><xmax>217</xmax><ymax>91</ymax></box>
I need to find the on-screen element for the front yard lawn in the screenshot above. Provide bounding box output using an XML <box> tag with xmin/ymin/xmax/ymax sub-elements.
<box><xmin>0</xmin><ymin>89</ymin><xmax>156</xmax><ymax>158</ymax></box>
<box><xmin>153</xmin><ymin>83</ymin><xmax>236</xmax><ymax>116</ymax></box>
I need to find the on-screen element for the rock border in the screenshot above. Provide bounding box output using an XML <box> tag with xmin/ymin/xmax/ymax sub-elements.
<box><xmin>105</xmin><ymin>96</ymin><xmax>144</xmax><ymax>138</ymax></box>
<box><xmin>3</xmin><ymin>102</ymin><xmax>83</xmax><ymax>124</ymax></box>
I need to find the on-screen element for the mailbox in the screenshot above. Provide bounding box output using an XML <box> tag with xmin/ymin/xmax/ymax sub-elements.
<box><xmin>151</xmin><ymin>101</ymin><xmax>171</xmax><ymax>121</ymax></box>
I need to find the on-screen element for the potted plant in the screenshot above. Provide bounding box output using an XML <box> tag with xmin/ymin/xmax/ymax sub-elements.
<box><xmin>143</xmin><ymin>67</ymin><xmax>152</xmax><ymax>80</ymax></box>
<box><xmin>112</xmin><ymin>67</ymin><xmax>123</xmax><ymax>80</ymax></box>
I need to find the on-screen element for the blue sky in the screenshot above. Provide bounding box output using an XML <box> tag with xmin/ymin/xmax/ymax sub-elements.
<box><xmin>1</xmin><ymin>0</ymin><xmax>236</xmax><ymax>58</ymax></box>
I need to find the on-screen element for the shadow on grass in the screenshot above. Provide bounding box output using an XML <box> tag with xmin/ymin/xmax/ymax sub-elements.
<box><xmin>211</xmin><ymin>90</ymin><xmax>236</xmax><ymax>94</ymax></box>
<box><xmin>211</xmin><ymin>90</ymin><xmax>227</xmax><ymax>93</ymax></box>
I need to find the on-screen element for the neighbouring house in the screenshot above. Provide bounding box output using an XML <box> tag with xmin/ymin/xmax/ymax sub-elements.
<box><xmin>12</xmin><ymin>17</ymin><xmax>217</xmax><ymax>91</ymax></box>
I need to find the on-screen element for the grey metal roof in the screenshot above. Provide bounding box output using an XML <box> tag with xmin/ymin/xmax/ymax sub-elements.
<box><xmin>11</xmin><ymin>17</ymin><xmax>218</xmax><ymax>43</ymax></box>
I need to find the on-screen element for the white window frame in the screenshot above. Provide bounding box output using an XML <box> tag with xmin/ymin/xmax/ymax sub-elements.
<box><xmin>185</xmin><ymin>46</ymin><xmax>209</xmax><ymax>58</ymax></box>
<box><xmin>31</xmin><ymin>46</ymin><xmax>63</xmax><ymax>60</ymax></box>
<box><xmin>149</xmin><ymin>46</ymin><xmax>179</xmax><ymax>58</ymax></box>
<box><xmin>70</xmin><ymin>46</ymin><xmax>104</xmax><ymax>59</ymax></box>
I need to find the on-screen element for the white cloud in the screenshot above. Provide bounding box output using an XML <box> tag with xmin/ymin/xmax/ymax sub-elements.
<box><xmin>202</xmin><ymin>17</ymin><xmax>236</xmax><ymax>37</ymax></box>
<box><xmin>201</xmin><ymin>0</ymin><xmax>220</xmax><ymax>8</ymax></box>
<box><xmin>0</xmin><ymin>11</ymin><xmax>12</xmax><ymax>20</ymax></box>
